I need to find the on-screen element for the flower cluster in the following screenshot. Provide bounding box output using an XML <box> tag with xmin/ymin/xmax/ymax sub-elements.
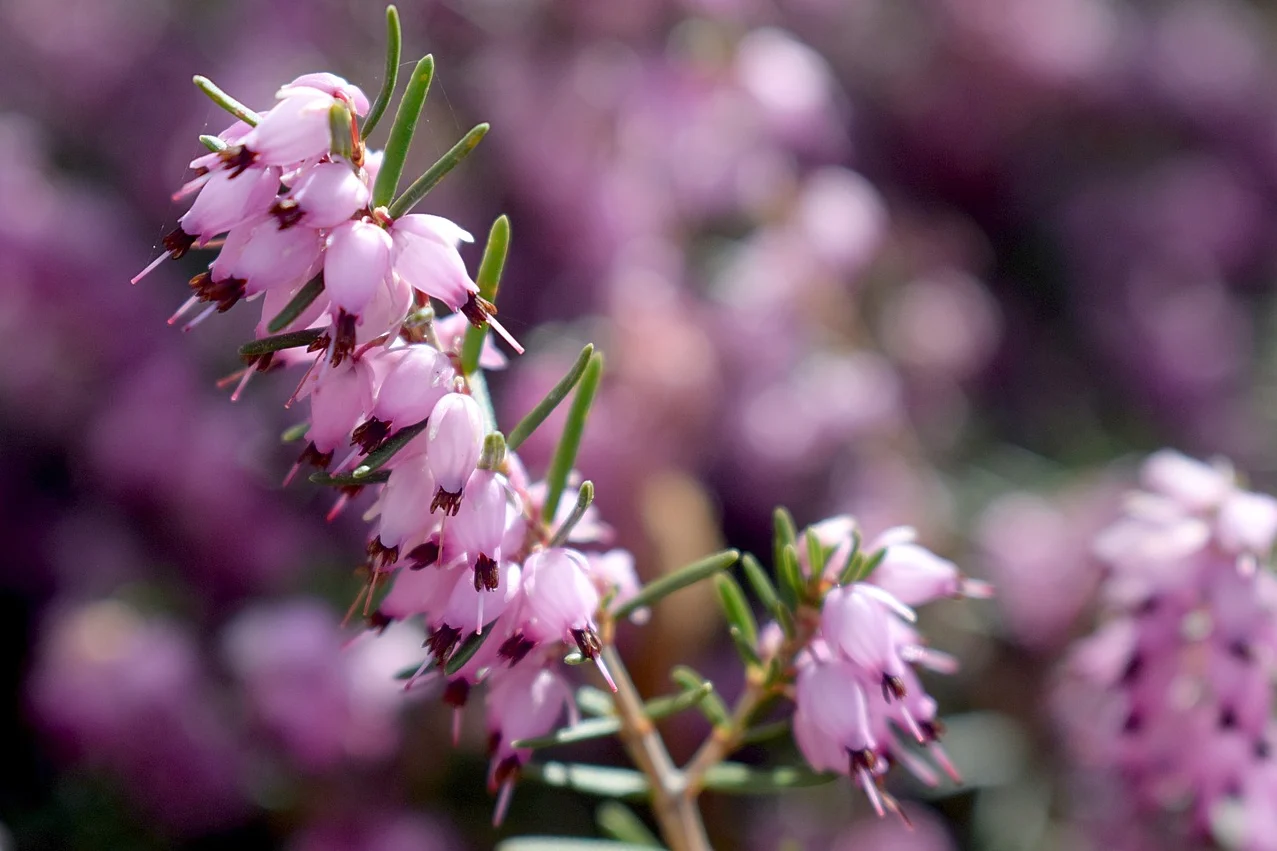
<box><xmin>1058</xmin><ymin>451</ymin><xmax>1277</xmax><ymax>849</ymax></box>
<box><xmin>135</xmin><ymin>68</ymin><xmax>641</xmax><ymax>824</ymax></box>
<box><xmin>789</xmin><ymin>517</ymin><xmax>985</xmax><ymax>819</ymax></box>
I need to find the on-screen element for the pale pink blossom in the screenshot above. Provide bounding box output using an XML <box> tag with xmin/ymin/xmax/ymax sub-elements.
<box><xmin>425</xmin><ymin>393</ymin><xmax>485</xmax><ymax>515</ymax></box>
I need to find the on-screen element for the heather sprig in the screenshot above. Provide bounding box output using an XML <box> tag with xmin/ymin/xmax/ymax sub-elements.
<box><xmin>132</xmin><ymin>9</ymin><xmax>977</xmax><ymax>849</ymax></box>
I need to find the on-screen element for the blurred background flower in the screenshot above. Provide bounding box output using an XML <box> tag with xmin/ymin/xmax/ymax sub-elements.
<box><xmin>5</xmin><ymin>0</ymin><xmax>1277</xmax><ymax>848</ymax></box>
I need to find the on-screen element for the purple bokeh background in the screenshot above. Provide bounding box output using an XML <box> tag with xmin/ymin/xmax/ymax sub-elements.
<box><xmin>4</xmin><ymin>0</ymin><xmax>1277</xmax><ymax>848</ymax></box>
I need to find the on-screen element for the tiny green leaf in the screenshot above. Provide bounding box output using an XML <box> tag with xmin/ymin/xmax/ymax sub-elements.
<box><xmin>776</xmin><ymin>544</ymin><xmax>804</xmax><ymax>610</ymax></box>
<box><xmin>741</xmin><ymin>553</ymin><xmax>793</xmax><ymax>636</ymax></box>
<box><xmin>280</xmin><ymin>422</ymin><xmax>309</xmax><ymax>443</ymax></box>
<box><xmin>714</xmin><ymin>574</ymin><xmax>758</xmax><ymax>647</ymax></box>
<box><xmin>513</xmin><ymin>716</ymin><xmax>621</xmax><ymax>750</ymax></box>
<box><xmin>549</xmin><ymin>481</ymin><xmax>595</xmax><ymax>548</ymax></box>
<box><xmin>199</xmin><ymin>134</ymin><xmax>227</xmax><ymax>152</ymax></box>
<box><xmin>360</xmin><ymin>5</ymin><xmax>402</xmax><ymax>139</ymax></box>
<box><xmin>309</xmin><ymin>469</ymin><xmax>391</xmax><ymax>487</ymax></box>
<box><xmin>350</xmin><ymin>418</ymin><xmax>431</xmax><ymax>477</ymax></box>
<box><xmin>328</xmin><ymin>101</ymin><xmax>354</xmax><ymax>159</ymax></box>
<box><xmin>669</xmin><ymin>666</ymin><xmax>730</xmax><ymax>727</ymax></box>
<box><xmin>238</xmin><ymin>328</ymin><xmax>324</xmax><ymax>358</ymax></box>
<box><xmin>513</xmin><ymin>682</ymin><xmax>716</xmax><ymax>750</ymax></box>
<box><xmin>612</xmin><ymin>549</ymin><xmax>740</xmax><ymax>621</ymax></box>
<box><xmin>371</xmin><ymin>53</ymin><xmax>434</xmax><ymax>209</ymax></box>
<box><xmin>386</xmin><ymin>123</ymin><xmax>489</xmax><ymax>219</ymax></box>
<box><xmin>541</xmin><ymin>351</ymin><xmax>603</xmax><ymax>521</ymax></box>
<box><xmin>853</xmin><ymin>547</ymin><xmax>888</xmax><ymax>582</ymax></box>
<box><xmin>460</xmin><ymin>215</ymin><xmax>510</xmax><ymax>375</ymax></box>
<box><xmin>804</xmin><ymin>528</ymin><xmax>827</xmax><ymax>581</ymax></box>
<box><xmin>701</xmin><ymin>763</ymin><xmax>836</xmax><ymax>795</ymax></box>
<box><xmin>496</xmin><ymin>839</ymin><xmax>662</xmax><ymax>851</ymax></box>
<box><xmin>522</xmin><ymin>762</ymin><xmax>650</xmax><ymax>800</ymax></box>
<box><xmin>507</xmin><ymin>344</ymin><xmax>595</xmax><ymax>451</ymax></box>
<box><xmin>478</xmin><ymin>431</ymin><xmax>507</xmax><ymax>471</ymax></box>
<box><xmin>836</xmin><ymin>530</ymin><xmax>863</xmax><ymax>585</ymax></box>
<box><xmin>267</xmin><ymin>275</ymin><xmax>325</xmax><ymax>333</ymax></box>
<box><xmin>773</xmin><ymin>507</ymin><xmax>797</xmax><ymax>577</ymax></box>
<box><xmin>728</xmin><ymin>626</ymin><xmax>762</xmax><ymax>668</ymax></box>
<box><xmin>596</xmin><ymin>802</ymin><xmax>662</xmax><ymax>848</ymax></box>
<box><xmin>444</xmin><ymin>625</ymin><xmax>495</xmax><ymax>675</ymax></box>
<box><xmin>193</xmin><ymin>75</ymin><xmax>260</xmax><ymax>126</ymax></box>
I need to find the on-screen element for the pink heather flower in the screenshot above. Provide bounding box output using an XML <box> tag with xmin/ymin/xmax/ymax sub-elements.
<box><xmin>325</xmin><ymin>220</ymin><xmax>392</xmax><ymax>318</ymax></box>
<box><xmin>358</xmin><ymin>344</ymin><xmax>455</xmax><ymax>450</ymax></box>
<box><xmin>434</xmin><ymin>313</ymin><xmax>508</xmax><ymax>370</ymax></box>
<box><xmin>240</xmin><ymin>85</ymin><xmax>349</xmax><ymax>167</ymax></box>
<box><xmin>484</xmin><ymin>660</ymin><xmax>574</xmax><ymax>824</ymax></box>
<box><xmin>210</xmin><ymin>215</ymin><xmax>324</xmax><ymax>298</ymax></box>
<box><xmin>868</xmin><ymin>526</ymin><xmax>992</xmax><ymax>606</ymax></box>
<box><xmin>389</xmin><ymin>214</ymin><xmax>477</xmax><ymax>308</ymax></box>
<box><xmin>306</xmin><ymin>359</ymin><xmax>374</xmax><ymax>455</ymax></box>
<box><xmin>585</xmin><ymin>549</ymin><xmax>647</xmax><ymax>623</ymax></box>
<box><xmin>280</xmin><ymin>161</ymin><xmax>371</xmax><ymax>229</ymax></box>
<box><xmin>425</xmin><ymin>392</ymin><xmax>485</xmax><ymax>516</ymax></box>
<box><xmin>281</xmin><ymin>73</ymin><xmax>371</xmax><ymax>116</ymax></box>
<box><xmin>444</xmin><ymin>469</ymin><xmax>515</xmax><ymax>593</ymax></box>
<box><xmin>177</xmin><ymin>166</ymin><xmax>279</xmax><ymax>246</ymax></box>
<box><xmin>372</xmin><ymin>455</ymin><xmax>437</xmax><ymax>560</ymax></box>
<box><xmin>1058</xmin><ymin>450</ymin><xmax>1277</xmax><ymax>844</ymax></box>
<box><xmin>435</xmin><ymin>560</ymin><xmax>523</xmax><ymax>637</ymax></box>
<box><xmin>257</xmin><ymin>278</ymin><xmax>331</xmax><ymax>336</ymax></box>
<box><xmin>821</xmin><ymin>582</ymin><xmax>916</xmax><ymax>697</ymax></box>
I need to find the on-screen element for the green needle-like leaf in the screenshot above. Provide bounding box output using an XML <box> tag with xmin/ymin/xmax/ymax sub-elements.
<box><xmin>238</xmin><ymin>328</ymin><xmax>324</xmax><ymax>358</ymax></box>
<box><xmin>199</xmin><ymin>134</ymin><xmax>227</xmax><ymax>152</ymax></box>
<box><xmin>541</xmin><ymin>351</ymin><xmax>603</xmax><ymax>521</ymax></box>
<box><xmin>522</xmin><ymin>762</ymin><xmax>650</xmax><ymax>800</ymax></box>
<box><xmin>714</xmin><ymin>574</ymin><xmax>758</xmax><ymax>647</ymax></box>
<box><xmin>309</xmin><ymin>469</ymin><xmax>391</xmax><ymax>487</ymax></box>
<box><xmin>444</xmin><ymin>625</ymin><xmax>495</xmax><ymax>675</ymax></box>
<box><xmin>701</xmin><ymin>763</ymin><xmax>836</xmax><ymax>795</ymax></box>
<box><xmin>280</xmin><ymin>422</ymin><xmax>309</xmax><ymax>443</ymax></box>
<box><xmin>371</xmin><ymin>54</ymin><xmax>434</xmax><ymax>209</ymax></box>
<box><xmin>612</xmin><ymin>549</ymin><xmax>739</xmax><ymax>621</ymax></box>
<box><xmin>349</xmin><ymin>418</ymin><xmax>430</xmax><ymax>477</ymax></box>
<box><xmin>776</xmin><ymin>544</ymin><xmax>804</xmax><ymax>610</ymax></box>
<box><xmin>360</xmin><ymin>5</ymin><xmax>401</xmax><ymax>139</ymax></box>
<box><xmin>740</xmin><ymin>718</ymin><xmax>793</xmax><ymax>745</ymax></box>
<box><xmin>741</xmin><ymin>553</ymin><xmax>793</xmax><ymax>636</ymax></box>
<box><xmin>853</xmin><ymin>547</ymin><xmax>888</xmax><ymax>582</ymax></box>
<box><xmin>728</xmin><ymin>626</ymin><xmax>762</xmax><ymax>668</ymax></box>
<box><xmin>460</xmin><ymin>215</ymin><xmax>510</xmax><ymax>375</ymax></box>
<box><xmin>267</xmin><ymin>275</ymin><xmax>324</xmax><ymax>333</ymax></box>
<box><xmin>596</xmin><ymin>802</ymin><xmax>662</xmax><ymax>847</ymax></box>
<box><xmin>549</xmin><ymin>481</ymin><xmax>594</xmax><ymax>548</ymax></box>
<box><xmin>669</xmin><ymin>666</ymin><xmax>730</xmax><ymax>727</ymax></box>
<box><xmin>773</xmin><ymin>507</ymin><xmax>797</xmax><ymax>577</ymax></box>
<box><xmin>576</xmin><ymin>686</ymin><xmax>617</xmax><ymax>718</ymax></box>
<box><xmin>497</xmin><ymin>839</ymin><xmax>663</xmax><ymax>851</ymax></box>
<box><xmin>386</xmin><ymin>123</ymin><xmax>489</xmax><ymax>219</ymax></box>
<box><xmin>836</xmin><ymin>530</ymin><xmax>863</xmax><ymax>585</ymax></box>
<box><xmin>805</xmin><ymin>528</ymin><xmax>827</xmax><ymax>580</ymax></box>
<box><xmin>193</xmin><ymin>75</ymin><xmax>260</xmax><ymax>126</ymax></box>
<box><xmin>507</xmin><ymin>344</ymin><xmax>595</xmax><ymax>451</ymax></box>
<box><xmin>514</xmin><ymin>683</ymin><xmax>714</xmax><ymax>749</ymax></box>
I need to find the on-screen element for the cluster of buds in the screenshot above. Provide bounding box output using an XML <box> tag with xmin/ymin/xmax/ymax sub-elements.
<box><xmin>1058</xmin><ymin>451</ymin><xmax>1277</xmax><ymax>848</ymax></box>
<box><xmin>788</xmin><ymin>517</ymin><xmax>987</xmax><ymax>820</ymax></box>
<box><xmin>134</xmin><ymin>64</ymin><xmax>641</xmax><ymax>824</ymax></box>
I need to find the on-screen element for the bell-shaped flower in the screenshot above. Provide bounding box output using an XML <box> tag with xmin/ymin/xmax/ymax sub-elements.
<box><xmin>240</xmin><ymin>85</ymin><xmax>346</xmax><ymax>167</ymax></box>
<box><xmin>444</xmin><ymin>470</ymin><xmax>514</xmax><ymax>593</ymax></box>
<box><xmin>211</xmin><ymin>216</ymin><xmax>324</xmax><ymax>297</ymax></box>
<box><xmin>377</xmin><ymin>557</ymin><xmax>457</xmax><ymax>622</ymax></box>
<box><xmin>306</xmin><ymin>360</ymin><xmax>374</xmax><ymax>454</ymax></box>
<box><xmin>510</xmin><ymin>548</ymin><xmax>602</xmax><ymax>661</ymax></box>
<box><xmin>485</xmin><ymin>661</ymin><xmax>574</xmax><ymax>823</ymax></box>
<box><xmin>436</xmin><ymin>560</ymin><xmax>522</xmax><ymax>637</ymax></box>
<box><xmin>278</xmin><ymin>161</ymin><xmax>370</xmax><ymax>229</ymax></box>
<box><xmin>869</xmin><ymin>538</ymin><xmax>988</xmax><ymax>606</ymax></box>
<box><xmin>1216</xmin><ymin>489</ymin><xmax>1277</xmax><ymax>557</ymax></box>
<box><xmin>373</xmin><ymin>456</ymin><xmax>438</xmax><ymax>559</ymax></box>
<box><xmin>586</xmin><ymin>550</ymin><xmax>647</xmax><ymax>623</ymax></box>
<box><xmin>821</xmin><ymin>583</ymin><xmax>915</xmax><ymax>699</ymax></box>
<box><xmin>324</xmin><ymin>220</ymin><xmax>392</xmax><ymax>317</ymax></box>
<box><xmin>363</xmin><ymin>344</ymin><xmax>455</xmax><ymax>443</ymax></box>
<box><xmin>280</xmin><ymin>73</ymin><xmax>370</xmax><ymax>115</ymax></box>
<box><xmin>178</xmin><ymin>166</ymin><xmax>280</xmax><ymax>245</ymax></box>
<box><xmin>389</xmin><ymin>214</ymin><xmax>478</xmax><ymax>309</ymax></box>
<box><xmin>425</xmin><ymin>393</ymin><xmax>485</xmax><ymax>516</ymax></box>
